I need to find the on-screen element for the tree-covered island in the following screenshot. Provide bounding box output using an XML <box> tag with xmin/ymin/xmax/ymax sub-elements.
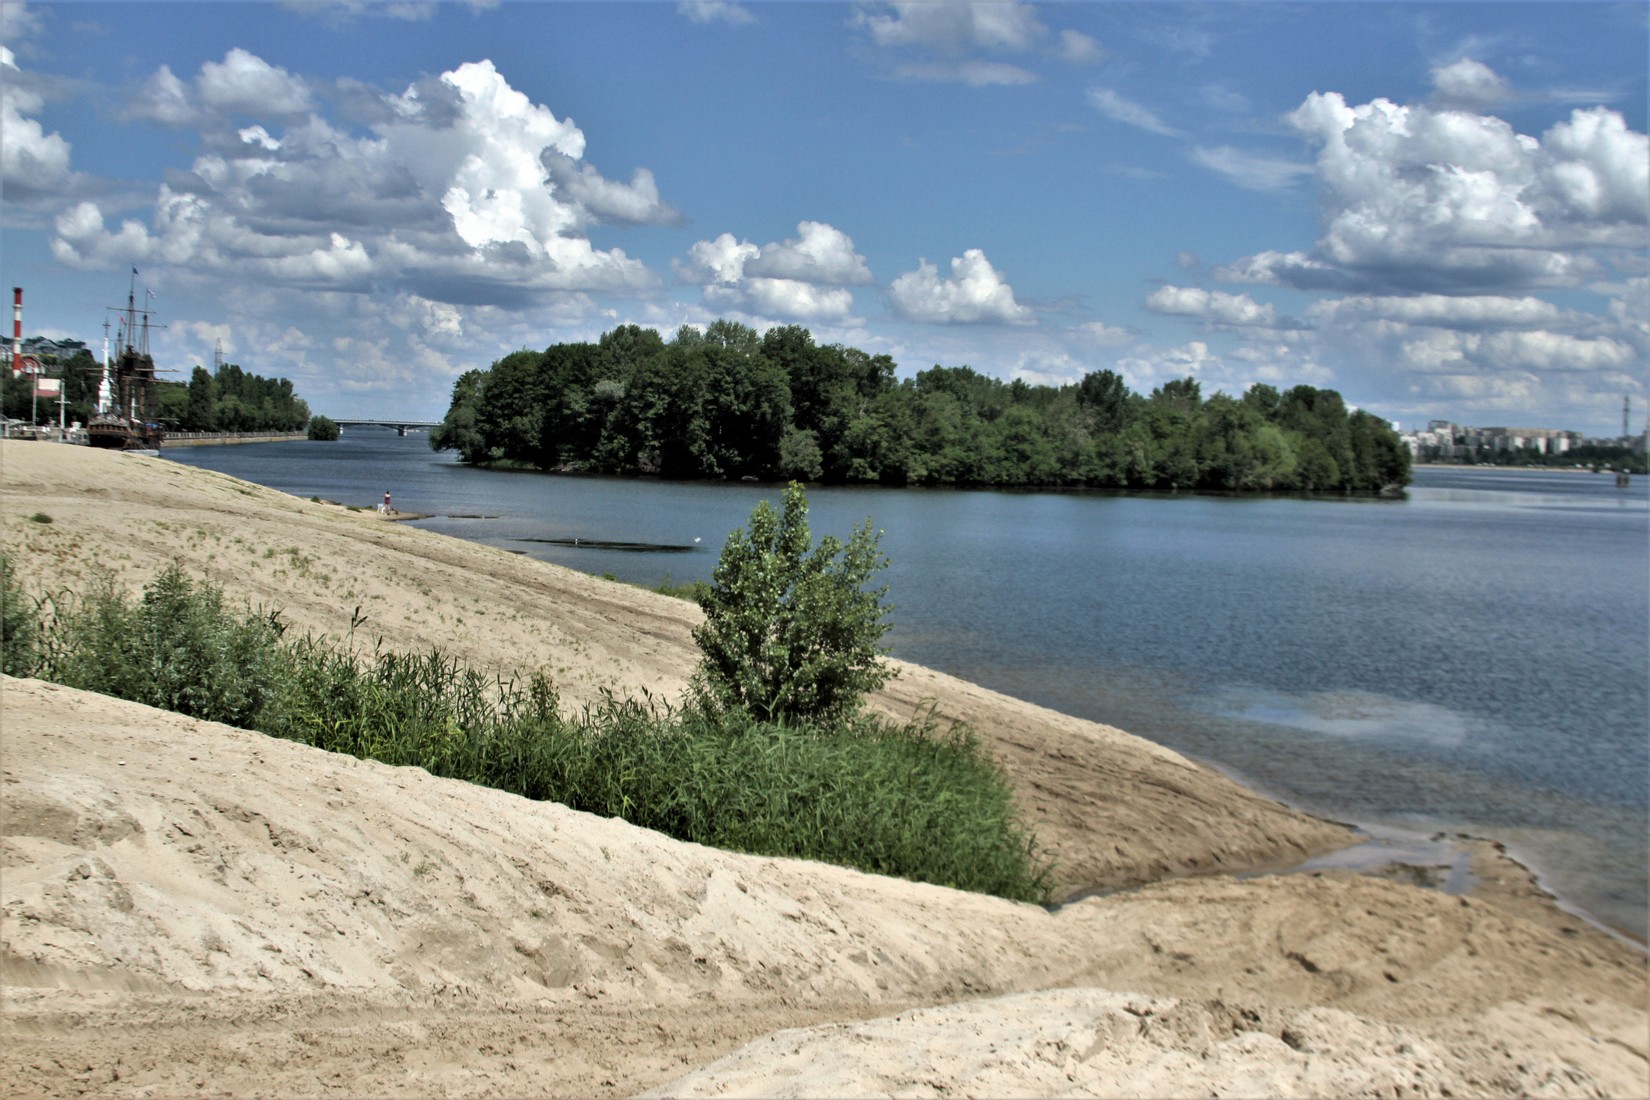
<box><xmin>431</xmin><ymin>321</ymin><xmax>1411</xmax><ymax>494</ymax></box>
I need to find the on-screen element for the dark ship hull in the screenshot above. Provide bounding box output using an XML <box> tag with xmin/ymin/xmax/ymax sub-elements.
<box><xmin>86</xmin><ymin>414</ymin><xmax>164</xmax><ymax>451</ymax></box>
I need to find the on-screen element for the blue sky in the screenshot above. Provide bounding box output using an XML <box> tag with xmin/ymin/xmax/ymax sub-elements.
<box><xmin>2</xmin><ymin>1</ymin><xmax>1645</xmax><ymax>435</ymax></box>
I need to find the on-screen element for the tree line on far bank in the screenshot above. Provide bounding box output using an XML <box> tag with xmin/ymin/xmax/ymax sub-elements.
<box><xmin>1438</xmin><ymin>443</ymin><xmax>1648</xmax><ymax>475</ymax></box>
<box><xmin>3</xmin><ymin>345</ymin><xmax>312</xmax><ymax>436</ymax></box>
<box><xmin>430</xmin><ymin>320</ymin><xmax>1411</xmax><ymax>494</ymax></box>
<box><xmin>168</xmin><ymin>364</ymin><xmax>311</xmax><ymax>433</ymax></box>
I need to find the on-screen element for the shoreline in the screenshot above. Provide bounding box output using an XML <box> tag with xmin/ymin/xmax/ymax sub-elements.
<box><xmin>1414</xmin><ymin>461</ymin><xmax>1641</xmax><ymax>475</ymax></box>
<box><xmin>3</xmin><ymin>442</ymin><xmax>1644</xmax><ymax>1097</ymax></box>
<box><xmin>405</xmin><ymin>501</ymin><xmax>1643</xmax><ymax>947</ymax></box>
<box><xmin>1157</xmin><ymin>738</ymin><xmax>1647</xmax><ymax>948</ymax></box>
<box><xmin>10</xmin><ymin>441</ymin><xmax>1636</xmax><ymax>936</ymax></box>
<box><xmin>4</xmin><ymin>442</ymin><xmax>1360</xmax><ymax>901</ymax></box>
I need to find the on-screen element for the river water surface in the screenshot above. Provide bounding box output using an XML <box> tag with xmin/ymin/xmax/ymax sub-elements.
<box><xmin>166</xmin><ymin>432</ymin><xmax>1649</xmax><ymax>939</ymax></box>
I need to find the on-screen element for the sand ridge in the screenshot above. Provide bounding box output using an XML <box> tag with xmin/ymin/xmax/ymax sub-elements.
<box><xmin>2</xmin><ymin>442</ymin><xmax>1645</xmax><ymax>1097</ymax></box>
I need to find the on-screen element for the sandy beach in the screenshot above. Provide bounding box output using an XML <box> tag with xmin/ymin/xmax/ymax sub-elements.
<box><xmin>2</xmin><ymin>443</ymin><xmax>1645</xmax><ymax>1097</ymax></box>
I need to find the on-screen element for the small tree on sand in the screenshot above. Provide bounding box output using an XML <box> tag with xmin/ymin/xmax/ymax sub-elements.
<box><xmin>692</xmin><ymin>482</ymin><xmax>894</xmax><ymax>724</ymax></box>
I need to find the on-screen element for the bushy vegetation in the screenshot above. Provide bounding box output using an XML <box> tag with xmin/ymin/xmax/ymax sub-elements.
<box><xmin>163</xmin><ymin>363</ymin><xmax>312</xmax><ymax>433</ymax></box>
<box><xmin>431</xmin><ymin>320</ymin><xmax>1411</xmax><ymax>493</ymax></box>
<box><xmin>307</xmin><ymin>414</ymin><xmax>341</xmax><ymax>441</ymax></box>
<box><xmin>5</xmin><ymin>563</ymin><xmax>1049</xmax><ymax>903</ymax></box>
<box><xmin>693</xmin><ymin>482</ymin><xmax>893</xmax><ymax>724</ymax></box>
<box><xmin>39</xmin><ymin>566</ymin><xmax>291</xmax><ymax>730</ymax></box>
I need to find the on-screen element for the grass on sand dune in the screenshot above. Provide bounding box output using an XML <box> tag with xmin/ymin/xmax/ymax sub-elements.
<box><xmin>4</xmin><ymin>555</ymin><xmax>1051</xmax><ymax>903</ymax></box>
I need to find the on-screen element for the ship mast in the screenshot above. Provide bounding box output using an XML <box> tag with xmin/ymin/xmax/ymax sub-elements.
<box><xmin>98</xmin><ymin>317</ymin><xmax>112</xmax><ymax>414</ymax></box>
<box><xmin>105</xmin><ymin>269</ymin><xmax>162</xmax><ymax>426</ymax></box>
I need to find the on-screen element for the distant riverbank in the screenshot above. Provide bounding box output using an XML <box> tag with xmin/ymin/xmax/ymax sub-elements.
<box><xmin>162</xmin><ymin>431</ymin><xmax>307</xmax><ymax>447</ymax></box>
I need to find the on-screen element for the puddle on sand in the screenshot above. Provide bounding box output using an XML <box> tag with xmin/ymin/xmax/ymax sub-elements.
<box><xmin>1266</xmin><ymin>827</ymin><xmax>1476</xmax><ymax>895</ymax></box>
<box><xmin>1049</xmin><ymin>826</ymin><xmax>1475</xmax><ymax>913</ymax></box>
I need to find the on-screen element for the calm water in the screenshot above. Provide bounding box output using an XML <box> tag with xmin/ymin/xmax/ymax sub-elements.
<box><xmin>167</xmin><ymin>433</ymin><xmax>1650</xmax><ymax>939</ymax></box>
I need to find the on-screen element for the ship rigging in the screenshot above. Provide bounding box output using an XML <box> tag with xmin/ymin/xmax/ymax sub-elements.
<box><xmin>87</xmin><ymin>270</ymin><xmax>165</xmax><ymax>451</ymax></box>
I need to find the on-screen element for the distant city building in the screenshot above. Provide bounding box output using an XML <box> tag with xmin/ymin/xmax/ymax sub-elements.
<box><xmin>19</xmin><ymin>336</ymin><xmax>87</xmax><ymax>362</ymax></box>
<box><xmin>1400</xmin><ymin>419</ymin><xmax>1647</xmax><ymax>461</ymax></box>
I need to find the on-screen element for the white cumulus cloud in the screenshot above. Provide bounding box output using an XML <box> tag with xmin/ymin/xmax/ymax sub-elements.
<box><xmin>851</xmin><ymin>1</ymin><xmax>1100</xmax><ymax>84</ymax></box>
<box><xmin>57</xmin><ymin>56</ymin><xmax>665</xmax><ymax>302</ymax></box>
<box><xmin>1309</xmin><ymin>294</ymin><xmax>1565</xmax><ymax>331</ymax></box>
<box><xmin>129</xmin><ymin>64</ymin><xmax>198</xmax><ymax>125</ymax></box>
<box><xmin>731</xmin><ymin>279</ymin><xmax>855</xmax><ymax>321</ymax></box>
<box><xmin>889</xmin><ymin>249</ymin><xmax>1033</xmax><ymax>325</ymax></box>
<box><xmin>746</xmin><ymin>221</ymin><xmax>874</xmax><ymax>285</ymax></box>
<box><xmin>1220</xmin><ymin>74</ymin><xmax>1648</xmax><ymax>295</ymax></box>
<box><xmin>675</xmin><ymin>221</ymin><xmax>870</xmax><ymax>322</ymax></box>
<box><xmin>0</xmin><ymin>45</ymin><xmax>78</xmax><ymax>208</ymax></box>
<box><xmin>1145</xmin><ymin>286</ymin><xmax>1280</xmax><ymax>328</ymax></box>
<box><xmin>1430</xmin><ymin>58</ymin><xmax>1512</xmax><ymax>112</ymax></box>
<box><xmin>1401</xmin><ymin>328</ymin><xmax>1633</xmax><ymax>375</ymax></box>
<box><xmin>679</xmin><ymin>233</ymin><xmax>760</xmax><ymax>286</ymax></box>
<box><xmin>198</xmin><ymin>48</ymin><xmax>313</xmax><ymax>117</ymax></box>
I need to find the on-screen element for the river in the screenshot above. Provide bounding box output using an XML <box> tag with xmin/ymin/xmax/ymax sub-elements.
<box><xmin>165</xmin><ymin>431</ymin><xmax>1650</xmax><ymax>940</ymax></box>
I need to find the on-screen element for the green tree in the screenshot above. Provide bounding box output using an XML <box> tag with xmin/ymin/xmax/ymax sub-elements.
<box><xmin>430</xmin><ymin>370</ymin><xmax>487</xmax><ymax>462</ymax></box>
<box><xmin>153</xmin><ymin>381</ymin><xmax>191</xmax><ymax>429</ymax></box>
<box><xmin>532</xmin><ymin>341</ymin><xmax>602</xmax><ymax>468</ymax></box>
<box><xmin>1242</xmin><ymin>382</ymin><xmax>1282</xmax><ymax>421</ymax></box>
<box><xmin>778</xmin><ymin>426</ymin><xmax>825</xmax><ymax>481</ymax></box>
<box><xmin>1075</xmin><ymin>368</ymin><xmax>1131</xmax><ymax>434</ymax></box>
<box><xmin>472</xmin><ymin>348</ymin><xmax>548</xmax><ymax>463</ymax></box>
<box><xmin>692</xmin><ymin>482</ymin><xmax>894</xmax><ymax>724</ymax></box>
<box><xmin>908</xmin><ymin>389</ymin><xmax>979</xmax><ymax>484</ymax></box>
<box><xmin>1346</xmin><ymin>409</ymin><xmax>1412</xmax><ymax>492</ymax></box>
<box><xmin>1197</xmin><ymin>395</ymin><xmax>1279</xmax><ymax>491</ymax></box>
<box><xmin>307</xmin><ymin>414</ymin><xmax>341</xmax><ymax>441</ymax></box>
<box><xmin>983</xmin><ymin>405</ymin><xmax>1061</xmax><ymax>485</ymax></box>
<box><xmin>1142</xmin><ymin>381</ymin><xmax>1204</xmax><ymax>490</ymax></box>
<box><xmin>185</xmin><ymin>366</ymin><xmax>218</xmax><ymax>430</ymax></box>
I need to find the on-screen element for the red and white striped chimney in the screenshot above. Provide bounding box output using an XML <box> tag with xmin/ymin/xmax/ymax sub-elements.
<box><xmin>11</xmin><ymin>288</ymin><xmax>21</xmax><ymax>376</ymax></box>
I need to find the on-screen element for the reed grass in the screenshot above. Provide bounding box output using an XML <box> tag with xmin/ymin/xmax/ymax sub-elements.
<box><xmin>15</xmin><ymin>564</ymin><xmax>1052</xmax><ymax>903</ymax></box>
<box><xmin>1</xmin><ymin>552</ymin><xmax>39</xmax><ymax>676</ymax></box>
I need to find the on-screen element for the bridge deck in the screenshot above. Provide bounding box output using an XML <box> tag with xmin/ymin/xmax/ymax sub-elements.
<box><xmin>332</xmin><ymin>419</ymin><xmax>440</xmax><ymax>436</ymax></box>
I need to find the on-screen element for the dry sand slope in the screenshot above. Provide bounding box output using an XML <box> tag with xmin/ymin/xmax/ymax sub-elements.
<box><xmin>2</xmin><ymin>443</ymin><xmax>1646</xmax><ymax>1098</ymax></box>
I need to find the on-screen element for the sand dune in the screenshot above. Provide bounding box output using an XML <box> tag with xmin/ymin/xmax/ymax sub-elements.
<box><xmin>2</xmin><ymin>443</ymin><xmax>1644</xmax><ymax>1097</ymax></box>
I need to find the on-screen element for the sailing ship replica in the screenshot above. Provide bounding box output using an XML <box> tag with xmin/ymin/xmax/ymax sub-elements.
<box><xmin>87</xmin><ymin>273</ymin><xmax>165</xmax><ymax>451</ymax></box>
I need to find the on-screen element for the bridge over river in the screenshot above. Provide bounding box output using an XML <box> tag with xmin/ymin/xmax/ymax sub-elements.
<box><xmin>333</xmin><ymin>419</ymin><xmax>440</xmax><ymax>436</ymax></box>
